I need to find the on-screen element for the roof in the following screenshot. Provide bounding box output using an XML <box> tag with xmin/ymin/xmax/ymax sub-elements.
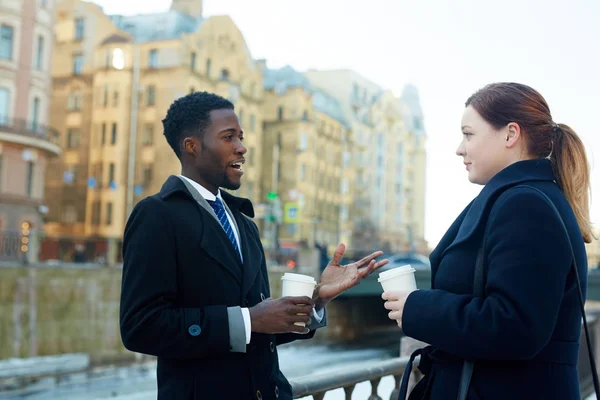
<box><xmin>263</xmin><ymin>65</ymin><xmax>312</xmax><ymax>92</ymax></box>
<box><xmin>263</xmin><ymin>66</ymin><xmax>350</xmax><ymax>128</ymax></box>
<box><xmin>100</xmin><ymin>33</ymin><xmax>131</xmax><ymax>45</ymax></box>
<box><xmin>109</xmin><ymin>10</ymin><xmax>203</xmax><ymax>43</ymax></box>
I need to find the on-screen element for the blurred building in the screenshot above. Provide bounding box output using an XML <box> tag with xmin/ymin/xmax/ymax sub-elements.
<box><xmin>261</xmin><ymin>66</ymin><xmax>354</xmax><ymax>255</ymax></box>
<box><xmin>304</xmin><ymin>70</ymin><xmax>427</xmax><ymax>253</ymax></box>
<box><xmin>44</xmin><ymin>0</ymin><xmax>264</xmax><ymax>262</ymax></box>
<box><xmin>0</xmin><ymin>0</ymin><xmax>60</xmax><ymax>261</ymax></box>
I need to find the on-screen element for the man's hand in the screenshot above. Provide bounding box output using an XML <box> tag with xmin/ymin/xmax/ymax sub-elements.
<box><xmin>249</xmin><ymin>296</ymin><xmax>314</xmax><ymax>334</ymax></box>
<box><xmin>314</xmin><ymin>243</ymin><xmax>389</xmax><ymax>309</ymax></box>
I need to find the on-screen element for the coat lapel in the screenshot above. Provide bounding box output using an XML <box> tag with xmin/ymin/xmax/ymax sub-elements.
<box><xmin>438</xmin><ymin>159</ymin><xmax>556</xmax><ymax>260</ymax></box>
<box><xmin>161</xmin><ymin>176</ymin><xmax>243</xmax><ymax>285</ymax></box>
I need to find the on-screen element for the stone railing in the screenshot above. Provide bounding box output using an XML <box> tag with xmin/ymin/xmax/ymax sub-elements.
<box><xmin>291</xmin><ymin>307</ymin><xmax>600</xmax><ymax>399</ymax></box>
<box><xmin>290</xmin><ymin>356</ymin><xmax>421</xmax><ymax>400</ymax></box>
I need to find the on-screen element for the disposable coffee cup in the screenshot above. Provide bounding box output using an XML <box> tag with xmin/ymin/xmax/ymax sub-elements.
<box><xmin>377</xmin><ymin>265</ymin><xmax>417</xmax><ymax>293</ymax></box>
<box><xmin>281</xmin><ymin>273</ymin><xmax>317</xmax><ymax>327</ymax></box>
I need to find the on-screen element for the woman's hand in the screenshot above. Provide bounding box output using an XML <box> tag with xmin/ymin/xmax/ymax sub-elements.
<box><xmin>382</xmin><ymin>290</ymin><xmax>415</xmax><ymax>328</ymax></box>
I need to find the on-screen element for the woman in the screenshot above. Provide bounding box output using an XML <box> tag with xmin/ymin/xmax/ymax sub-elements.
<box><xmin>383</xmin><ymin>82</ymin><xmax>594</xmax><ymax>399</ymax></box>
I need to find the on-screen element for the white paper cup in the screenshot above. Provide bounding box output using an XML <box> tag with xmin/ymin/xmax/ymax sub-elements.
<box><xmin>281</xmin><ymin>273</ymin><xmax>317</xmax><ymax>327</ymax></box>
<box><xmin>378</xmin><ymin>265</ymin><xmax>417</xmax><ymax>293</ymax></box>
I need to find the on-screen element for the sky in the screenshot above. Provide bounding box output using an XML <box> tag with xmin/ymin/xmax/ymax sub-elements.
<box><xmin>90</xmin><ymin>0</ymin><xmax>600</xmax><ymax>247</ymax></box>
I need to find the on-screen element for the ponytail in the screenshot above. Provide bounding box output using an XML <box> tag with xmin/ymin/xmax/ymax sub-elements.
<box><xmin>550</xmin><ymin>123</ymin><xmax>594</xmax><ymax>243</ymax></box>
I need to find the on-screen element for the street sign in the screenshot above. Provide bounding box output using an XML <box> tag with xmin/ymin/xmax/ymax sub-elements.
<box><xmin>284</xmin><ymin>202</ymin><xmax>300</xmax><ymax>224</ymax></box>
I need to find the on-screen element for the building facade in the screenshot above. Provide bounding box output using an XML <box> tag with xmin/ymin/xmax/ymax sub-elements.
<box><xmin>44</xmin><ymin>0</ymin><xmax>264</xmax><ymax>262</ymax></box>
<box><xmin>261</xmin><ymin>66</ymin><xmax>354</xmax><ymax>256</ymax></box>
<box><xmin>304</xmin><ymin>69</ymin><xmax>427</xmax><ymax>253</ymax></box>
<box><xmin>0</xmin><ymin>0</ymin><xmax>60</xmax><ymax>261</ymax></box>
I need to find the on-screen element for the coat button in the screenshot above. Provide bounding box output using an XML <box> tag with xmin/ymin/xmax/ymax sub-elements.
<box><xmin>188</xmin><ymin>324</ymin><xmax>201</xmax><ymax>336</ymax></box>
<box><xmin>256</xmin><ymin>390</ymin><xmax>262</xmax><ymax>400</ymax></box>
<box><xmin>270</xmin><ymin>342</ymin><xmax>275</xmax><ymax>352</ymax></box>
<box><xmin>275</xmin><ymin>386</ymin><xmax>279</xmax><ymax>398</ymax></box>
<box><xmin>260</xmin><ymin>293</ymin><xmax>266</xmax><ymax>301</ymax></box>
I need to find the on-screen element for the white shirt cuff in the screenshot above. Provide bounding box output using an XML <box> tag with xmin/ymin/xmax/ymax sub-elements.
<box><xmin>313</xmin><ymin>307</ymin><xmax>324</xmax><ymax>323</ymax></box>
<box><xmin>241</xmin><ymin>307</ymin><xmax>251</xmax><ymax>344</ymax></box>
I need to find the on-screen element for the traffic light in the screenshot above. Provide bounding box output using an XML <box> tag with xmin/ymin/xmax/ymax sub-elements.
<box><xmin>20</xmin><ymin>221</ymin><xmax>30</xmax><ymax>253</ymax></box>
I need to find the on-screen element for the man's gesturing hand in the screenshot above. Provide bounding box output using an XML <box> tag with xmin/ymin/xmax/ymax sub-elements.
<box><xmin>249</xmin><ymin>296</ymin><xmax>314</xmax><ymax>334</ymax></box>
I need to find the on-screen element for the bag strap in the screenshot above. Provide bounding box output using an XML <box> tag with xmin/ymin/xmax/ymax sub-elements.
<box><xmin>457</xmin><ymin>228</ymin><xmax>486</xmax><ymax>400</ymax></box>
<box><xmin>457</xmin><ymin>184</ymin><xmax>600</xmax><ymax>399</ymax></box>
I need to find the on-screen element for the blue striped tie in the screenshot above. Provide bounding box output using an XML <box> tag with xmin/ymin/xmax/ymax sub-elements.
<box><xmin>207</xmin><ymin>198</ymin><xmax>240</xmax><ymax>258</ymax></box>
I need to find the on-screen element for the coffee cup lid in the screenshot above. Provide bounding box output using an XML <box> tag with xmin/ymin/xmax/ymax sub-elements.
<box><xmin>281</xmin><ymin>272</ymin><xmax>317</xmax><ymax>285</ymax></box>
<box><xmin>378</xmin><ymin>265</ymin><xmax>415</xmax><ymax>282</ymax></box>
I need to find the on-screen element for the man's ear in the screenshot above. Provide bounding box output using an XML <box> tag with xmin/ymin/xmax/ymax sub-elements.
<box><xmin>182</xmin><ymin>136</ymin><xmax>200</xmax><ymax>157</ymax></box>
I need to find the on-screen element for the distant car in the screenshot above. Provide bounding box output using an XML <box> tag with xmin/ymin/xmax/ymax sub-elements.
<box><xmin>381</xmin><ymin>252</ymin><xmax>431</xmax><ymax>272</ymax></box>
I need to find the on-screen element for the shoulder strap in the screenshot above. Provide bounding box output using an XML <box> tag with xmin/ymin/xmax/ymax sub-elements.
<box><xmin>457</xmin><ymin>228</ymin><xmax>486</xmax><ymax>400</ymax></box>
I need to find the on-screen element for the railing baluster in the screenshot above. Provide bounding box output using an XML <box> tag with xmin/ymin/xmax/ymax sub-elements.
<box><xmin>344</xmin><ymin>384</ymin><xmax>355</xmax><ymax>399</ymax></box>
<box><xmin>367</xmin><ymin>377</ymin><xmax>383</xmax><ymax>400</ymax></box>
<box><xmin>389</xmin><ymin>375</ymin><xmax>401</xmax><ymax>400</ymax></box>
<box><xmin>313</xmin><ymin>392</ymin><xmax>326</xmax><ymax>400</ymax></box>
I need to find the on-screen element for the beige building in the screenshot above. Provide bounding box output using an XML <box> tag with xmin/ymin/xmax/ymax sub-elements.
<box><xmin>304</xmin><ymin>70</ymin><xmax>427</xmax><ymax>253</ymax></box>
<box><xmin>261</xmin><ymin>66</ymin><xmax>354</xmax><ymax>255</ymax></box>
<box><xmin>44</xmin><ymin>0</ymin><xmax>264</xmax><ymax>256</ymax></box>
<box><xmin>0</xmin><ymin>0</ymin><xmax>60</xmax><ymax>260</ymax></box>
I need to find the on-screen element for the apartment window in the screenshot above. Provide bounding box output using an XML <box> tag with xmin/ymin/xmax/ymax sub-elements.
<box><xmin>0</xmin><ymin>88</ymin><xmax>9</xmax><ymax>124</ymax></box>
<box><xmin>101</xmin><ymin>123</ymin><xmax>106</xmax><ymax>145</ymax></box>
<box><xmin>103</xmin><ymin>85</ymin><xmax>108</xmax><ymax>107</ymax></box>
<box><xmin>111</xmin><ymin>123</ymin><xmax>117</xmax><ymax>144</ymax></box>
<box><xmin>31</xmin><ymin>97</ymin><xmax>40</xmax><ymax>132</ymax></box>
<box><xmin>108</xmin><ymin>163</ymin><xmax>115</xmax><ymax>185</ymax></box>
<box><xmin>62</xmin><ymin>205</ymin><xmax>77</xmax><ymax>223</ymax></box>
<box><xmin>148</xmin><ymin>49</ymin><xmax>158</xmax><ymax>68</ymax></box>
<box><xmin>143</xmin><ymin>165</ymin><xmax>152</xmax><ymax>188</ymax></box>
<box><xmin>67</xmin><ymin>91</ymin><xmax>81</xmax><ymax>111</ymax></box>
<box><xmin>113</xmin><ymin>90</ymin><xmax>119</xmax><ymax>107</ymax></box>
<box><xmin>66</xmin><ymin>128</ymin><xmax>80</xmax><ymax>149</ymax></box>
<box><xmin>73</xmin><ymin>54</ymin><xmax>83</xmax><ymax>75</ymax></box>
<box><xmin>64</xmin><ymin>165</ymin><xmax>78</xmax><ymax>185</ymax></box>
<box><xmin>0</xmin><ymin>25</ymin><xmax>14</xmax><ymax>60</ymax></box>
<box><xmin>91</xmin><ymin>201</ymin><xmax>101</xmax><ymax>225</ymax></box>
<box><xmin>220</xmin><ymin>68</ymin><xmax>230</xmax><ymax>81</ymax></box>
<box><xmin>277</xmin><ymin>107</ymin><xmax>283</xmax><ymax>121</ymax></box>
<box><xmin>26</xmin><ymin>161</ymin><xmax>34</xmax><ymax>197</ymax></box>
<box><xmin>250</xmin><ymin>114</ymin><xmax>256</xmax><ymax>131</ymax></box>
<box><xmin>35</xmin><ymin>35</ymin><xmax>44</xmax><ymax>70</ymax></box>
<box><xmin>302</xmin><ymin>110</ymin><xmax>308</xmax><ymax>121</ymax></box>
<box><xmin>206</xmin><ymin>58</ymin><xmax>211</xmax><ymax>77</ymax></box>
<box><xmin>74</xmin><ymin>18</ymin><xmax>85</xmax><ymax>40</ymax></box>
<box><xmin>189</xmin><ymin>87</ymin><xmax>195</xmax><ymax>94</ymax></box>
<box><xmin>300</xmin><ymin>164</ymin><xmax>306</xmax><ymax>181</ymax></box>
<box><xmin>146</xmin><ymin>85</ymin><xmax>156</xmax><ymax>106</ymax></box>
<box><xmin>299</xmin><ymin>132</ymin><xmax>308</xmax><ymax>150</ymax></box>
<box><xmin>190</xmin><ymin>52</ymin><xmax>196</xmax><ymax>71</ymax></box>
<box><xmin>142</xmin><ymin>124</ymin><xmax>153</xmax><ymax>145</ymax></box>
<box><xmin>341</xmin><ymin>178</ymin><xmax>349</xmax><ymax>194</ymax></box>
<box><xmin>105</xmin><ymin>203</ymin><xmax>113</xmax><ymax>225</ymax></box>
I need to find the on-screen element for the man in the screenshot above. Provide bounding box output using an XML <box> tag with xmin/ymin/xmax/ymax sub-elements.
<box><xmin>119</xmin><ymin>92</ymin><xmax>388</xmax><ymax>399</ymax></box>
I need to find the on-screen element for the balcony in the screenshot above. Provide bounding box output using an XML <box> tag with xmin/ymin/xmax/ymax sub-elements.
<box><xmin>0</xmin><ymin>117</ymin><xmax>61</xmax><ymax>155</ymax></box>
